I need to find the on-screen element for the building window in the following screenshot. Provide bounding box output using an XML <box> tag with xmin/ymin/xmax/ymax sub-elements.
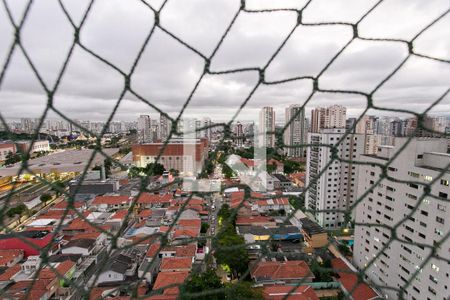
<box><xmin>437</xmin><ymin>204</ymin><xmax>446</xmax><ymax>212</ymax></box>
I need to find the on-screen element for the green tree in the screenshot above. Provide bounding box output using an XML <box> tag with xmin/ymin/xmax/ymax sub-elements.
<box><xmin>214</xmin><ymin>225</ymin><xmax>249</xmax><ymax>278</ymax></box>
<box><xmin>4</xmin><ymin>152</ymin><xmax>21</xmax><ymax>166</ymax></box>
<box><xmin>40</xmin><ymin>193</ymin><xmax>52</xmax><ymax>203</ymax></box>
<box><xmin>144</xmin><ymin>162</ymin><xmax>165</xmax><ymax>176</ymax></box>
<box><xmin>169</xmin><ymin>168</ymin><xmax>180</xmax><ymax>177</ymax></box>
<box><xmin>51</xmin><ymin>181</ymin><xmax>66</xmax><ymax>197</ymax></box>
<box><xmin>222</xmin><ymin>164</ymin><xmax>234</xmax><ymax>179</ymax></box>
<box><xmin>6</xmin><ymin>204</ymin><xmax>27</xmax><ymax>218</ymax></box>
<box><xmin>217</xmin><ymin>204</ymin><xmax>232</xmax><ymax>225</ymax></box>
<box><xmin>225</xmin><ymin>281</ymin><xmax>263</xmax><ymax>300</ymax></box>
<box><xmin>201</xmin><ymin>222</ymin><xmax>210</xmax><ymax>234</ymax></box>
<box><xmin>180</xmin><ymin>269</ymin><xmax>224</xmax><ymax>300</ymax></box>
<box><xmin>310</xmin><ymin>259</ymin><xmax>334</xmax><ymax>282</ymax></box>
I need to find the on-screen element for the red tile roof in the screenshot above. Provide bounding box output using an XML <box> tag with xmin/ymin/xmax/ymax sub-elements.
<box><xmin>251</xmin><ymin>261</ymin><xmax>314</xmax><ymax>281</ymax></box>
<box><xmin>153</xmin><ymin>271</ymin><xmax>189</xmax><ymax>291</ymax></box>
<box><xmin>0</xmin><ymin>265</ymin><xmax>21</xmax><ymax>281</ymax></box>
<box><xmin>173</xmin><ymin>229</ymin><xmax>199</xmax><ymax>239</ymax></box>
<box><xmin>236</xmin><ymin>216</ymin><xmax>274</xmax><ymax>226</ymax></box>
<box><xmin>72</xmin><ymin>231</ymin><xmax>102</xmax><ymax>240</ymax></box>
<box><xmin>263</xmin><ymin>285</ymin><xmax>319</xmax><ymax>300</ymax></box>
<box><xmin>230</xmin><ymin>191</ymin><xmax>246</xmax><ymax>208</ymax></box>
<box><xmin>92</xmin><ymin>195</ymin><xmax>131</xmax><ymax>205</ymax></box>
<box><xmin>250</xmin><ymin>192</ymin><xmax>265</xmax><ymax>199</ymax></box>
<box><xmin>256</xmin><ymin>198</ymin><xmax>289</xmax><ymax>207</ymax></box>
<box><xmin>50</xmin><ymin>201</ymin><xmax>84</xmax><ymax>210</ymax></box>
<box><xmin>240</xmin><ymin>158</ymin><xmax>255</xmax><ymax>167</ymax></box>
<box><xmin>138</xmin><ymin>209</ymin><xmax>153</xmax><ymax>218</ymax></box>
<box><xmin>110</xmin><ymin>209</ymin><xmax>129</xmax><ymax>220</ymax></box>
<box><xmin>146</xmin><ymin>243</ymin><xmax>161</xmax><ymax>258</ymax></box>
<box><xmin>0</xmin><ymin>249</ymin><xmax>23</xmax><ymax>266</ymax></box>
<box><xmin>39</xmin><ymin>260</ymin><xmax>76</xmax><ymax>280</ymax></box>
<box><xmin>160</xmin><ymin>257</ymin><xmax>193</xmax><ymax>271</ymax></box>
<box><xmin>177</xmin><ymin>219</ymin><xmax>201</xmax><ymax>228</ymax></box>
<box><xmin>331</xmin><ymin>258</ymin><xmax>378</xmax><ymax>300</ymax></box>
<box><xmin>137</xmin><ymin>193</ymin><xmax>172</xmax><ymax>204</ymax></box>
<box><xmin>159</xmin><ymin>244</ymin><xmax>197</xmax><ymax>258</ymax></box>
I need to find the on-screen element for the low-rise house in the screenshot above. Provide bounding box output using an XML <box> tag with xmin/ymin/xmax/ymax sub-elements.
<box><xmin>0</xmin><ymin>249</ymin><xmax>24</xmax><ymax>267</ymax></box>
<box><xmin>0</xmin><ymin>230</ymin><xmax>57</xmax><ymax>257</ymax></box>
<box><xmin>105</xmin><ymin>209</ymin><xmax>131</xmax><ymax>231</ymax></box>
<box><xmin>331</xmin><ymin>258</ymin><xmax>380</xmax><ymax>300</ymax></box>
<box><xmin>236</xmin><ymin>216</ymin><xmax>277</xmax><ymax>227</ymax></box>
<box><xmin>138</xmin><ymin>209</ymin><xmax>153</xmax><ymax>222</ymax></box>
<box><xmin>289</xmin><ymin>172</ymin><xmax>305</xmax><ymax>187</ymax></box>
<box><xmin>152</xmin><ymin>271</ymin><xmax>189</xmax><ymax>297</ymax></box>
<box><xmin>160</xmin><ymin>257</ymin><xmax>193</xmax><ymax>272</ymax></box>
<box><xmin>250</xmin><ymin>260</ymin><xmax>315</xmax><ymax>285</ymax></box>
<box><xmin>267</xmin><ymin>158</ymin><xmax>284</xmax><ymax>174</ymax></box>
<box><xmin>98</xmin><ymin>249</ymin><xmax>143</xmax><ymax>285</ymax></box>
<box><xmin>237</xmin><ymin>226</ymin><xmax>301</xmax><ymax>243</ymax></box>
<box><xmin>136</xmin><ymin>193</ymin><xmax>172</xmax><ymax>209</ymax></box>
<box><xmin>253</xmin><ymin>197</ymin><xmax>291</xmax><ymax>214</ymax></box>
<box><xmin>262</xmin><ymin>285</ymin><xmax>319</xmax><ymax>300</ymax></box>
<box><xmin>272</xmin><ymin>174</ymin><xmax>292</xmax><ymax>190</ymax></box>
<box><xmin>91</xmin><ymin>195</ymin><xmax>132</xmax><ymax>211</ymax></box>
<box><xmin>300</xmin><ymin>218</ymin><xmax>327</xmax><ymax>249</ymax></box>
<box><xmin>61</xmin><ymin>238</ymin><xmax>96</xmax><ymax>256</ymax></box>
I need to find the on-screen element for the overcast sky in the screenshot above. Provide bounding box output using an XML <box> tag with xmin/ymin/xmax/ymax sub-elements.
<box><xmin>0</xmin><ymin>0</ymin><xmax>449</xmax><ymax>123</ymax></box>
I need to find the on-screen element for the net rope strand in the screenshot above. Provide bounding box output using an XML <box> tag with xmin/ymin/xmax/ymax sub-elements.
<box><xmin>0</xmin><ymin>0</ymin><xmax>449</xmax><ymax>299</ymax></box>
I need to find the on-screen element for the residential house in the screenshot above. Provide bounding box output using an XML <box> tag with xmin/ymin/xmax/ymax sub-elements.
<box><xmin>159</xmin><ymin>257</ymin><xmax>193</xmax><ymax>272</ymax></box>
<box><xmin>61</xmin><ymin>238</ymin><xmax>96</xmax><ymax>256</ymax></box>
<box><xmin>253</xmin><ymin>197</ymin><xmax>291</xmax><ymax>214</ymax></box>
<box><xmin>250</xmin><ymin>260</ymin><xmax>314</xmax><ymax>285</ymax></box>
<box><xmin>91</xmin><ymin>195</ymin><xmax>132</xmax><ymax>212</ymax></box>
<box><xmin>0</xmin><ymin>249</ymin><xmax>24</xmax><ymax>267</ymax></box>
<box><xmin>262</xmin><ymin>285</ymin><xmax>319</xmax><ymax>300</ymax></box>
<box><xmin>300</xmin><ymin>218</ymin><xmax>327</xmax><ymax>249</ymax></box>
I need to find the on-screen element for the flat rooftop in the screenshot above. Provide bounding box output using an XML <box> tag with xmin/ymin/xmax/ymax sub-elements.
<box><xmin>0</xmin><ymin>148</ymin><xmax>119</xmax><ymax>177</ymax></box>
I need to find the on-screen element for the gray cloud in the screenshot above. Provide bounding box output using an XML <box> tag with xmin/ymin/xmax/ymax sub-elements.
<box><xmin>0</xmin><ymin>0</ymin><xmax>449</xmax><ymax>123</ymax></box>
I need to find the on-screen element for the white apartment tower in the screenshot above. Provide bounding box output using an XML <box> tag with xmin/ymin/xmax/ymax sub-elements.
<box><xmin>159</xmin><ymin>113</ymin><xmax>172</xmax><ymax>142</ymax></box>
<box><xmin>354</xmin><ymin>138</ymin><xmax>450</xmax><ymax>300</ymax></box>
<box><xmin>259</xmin><ymin>107</ymin><xmax>276</xmax><ymax>148</ymax></box>
<box><xmin>326</xmin><ymin>105</ymin><xmax>347</xmax><ymax>129</ymax></box>
<box><xmin>305</xmin><ymin>128</ymin><xmax>365</xmax><ymax>228</ymax></box>
<box><xmin>310</xmin><ymin>105</ymin><xmax>346</xmax><ymax>133</ymax></box>
<box><xmin>284</xmin><ymin>105</ymin><xmax>307</xmax><ymax>158</ymax></box>
<box><xmin>137</xmin><ymin>115</ymin><xmax>151</xmax><ymax>143</ymax></box>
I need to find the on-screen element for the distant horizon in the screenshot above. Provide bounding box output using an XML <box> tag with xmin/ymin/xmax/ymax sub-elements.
<box><xmin>2</xmin><ymin>112</ymin><xmax>449</xmax><ymax>125</ymax></box>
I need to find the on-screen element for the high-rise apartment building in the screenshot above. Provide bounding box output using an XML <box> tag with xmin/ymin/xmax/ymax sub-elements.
<box><xmin>137</xmin><ymin>115</ymin><xmax>151</xmax><ymax>143</ymax></box>
<box><xmin>259</xmin><ymin>107</ymin><xmax>275</xmax><ymax>148</ymax></box>
<box><xmin>310</xmin><ymin>105</ymin><xmax>346</xmax><ymax>133</ymax></box>
<box><xmin>310</xmin><ymin>107</ymin><xmax>327</xmax><ymax>133</ymax></box>
<box><xmin>326</xmin><ymin>105</ymin><xmax>347</xmax><ymax>129</ymax></box>
<box><xmin>159</xmin><ymin>113</ymin><xmax>172</xmax><ymax>142</ymax></box>
<box><xmin>284</xmin><ymin>105</ymin><xmax>307</xmax><ymax>158</ymax></box>
<box><xmin>305</xmin><ymin>128</ymin><xmax>365</xmax><ymax>228</ymax></box>
<box><xmin>354</xmin><ymin>138</ymin><xmax>449</xmax><ymax>300</ymax></box>
<box><xmin>234</xmin><ymin>122</ymin><xmax>244</xmax><ymax>148</ymax></box>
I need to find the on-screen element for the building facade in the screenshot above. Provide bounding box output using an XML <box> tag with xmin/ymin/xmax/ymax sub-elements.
<box><xmin>132</xmin><ymin>138</ymin><xmax>208</xmax><ymax>175</ymax></box>
<box><xmin>353</xmin><ymin>138</ymin><xmax>450</xmax><ymax>300</ymax></box>
<box><xmin>305</xmin><ymin>128</ymin><xmax>365</xmax><ymax>228</ymax></box>
<box><xmin>137</xmin><ymin>115</ymin><xmax>152</xmax><ymax>143</ymax></box>
<box><xmin>310</xmin><ymin>105</ymin><xmax>346</xmax><ymax>133</ymax></box>
<box><xmin>284</xmin><ymin>105</ymin><xmax>307</xmax><ymax>158</ymax></box>
<box><xmin>259</xmin><ymin>107</ymin><xmax>276</xmax><ymax>148</ymax></box>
